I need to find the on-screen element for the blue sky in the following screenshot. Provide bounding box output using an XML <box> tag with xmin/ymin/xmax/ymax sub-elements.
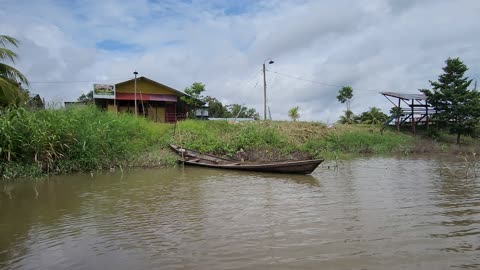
<box><xmin>1</xmin><ymin>0</ymin><xmax>480</xmax><ymax>121</ymax></box>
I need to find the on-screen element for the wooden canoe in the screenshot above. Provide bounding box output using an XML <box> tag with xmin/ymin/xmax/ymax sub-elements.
<box><xmin>170</xmin><ymin>144</ymin><xmax>323</xmax><ymax>174</ymax></box>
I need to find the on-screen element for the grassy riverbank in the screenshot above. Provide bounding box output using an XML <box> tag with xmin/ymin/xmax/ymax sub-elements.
<box><xmin>172</xmin><ymin>120</ymin><xmax>414</xmax><ymax>160</ymax></box>
<box><xmin>1</xmin><ymin>107</ymin><xmax>478</xmax><ymax>179</ymax></box>
<box><xmin>0</xmin><ymin>106</ymin><xmax>176</xmax><ymax>179</ymax></box>
<box><xmin>173</xmin><ymin>120</ymin><xmax>480</xmax><ymax>158</ymax></box>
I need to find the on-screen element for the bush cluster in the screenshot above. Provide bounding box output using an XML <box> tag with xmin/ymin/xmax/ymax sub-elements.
<box><xmin>174</xmin><ymin>120</ymin><xmax>290</xmax><ymax>156</ymax></box>
<box><xmin>0</xmin><ymin>106</ymin><xmax>171</xmax><ymax>178</ymax></box>
<box><xmin>174</xmin><ymin>120</ymin><xmax>412</xmax><ymax>159</ymax></box>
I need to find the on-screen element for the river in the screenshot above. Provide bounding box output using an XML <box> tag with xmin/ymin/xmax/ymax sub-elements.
<box><xmin>1</xmin><ymin>156</ymin><xmax>479</xmax><ymax>269</ymax></box>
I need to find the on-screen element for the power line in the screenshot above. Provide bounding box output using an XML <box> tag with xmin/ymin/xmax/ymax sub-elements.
<box><xmin>266</xmin><ymin>69</ymin><xmax>383</xmax><ymax>93</ymax></box>
<box><xmin>267</xmin><ymin>69</ymin><xmax>342</xmax><ymax>87</ymax></box>
<box><xmin>29</xmin><ymin>77</ymin><xmax>129</xmax><ymax>84</ymax></box>
<box><xmin>244</xmin><ymin>69</ymin><xmax>263</xmax><ymax>88</ymax></box>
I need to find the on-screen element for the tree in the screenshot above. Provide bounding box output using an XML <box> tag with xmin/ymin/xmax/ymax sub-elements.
<box><xmin>225</xmin><ymin>104</ymin><xmax>242</xmax><ymax>118</ymax></box>
<box><xmin>77</xmin><ymin>90</ymin><xmax>93</xmax><ymax>103</ymax></box>
<box><xmin>0</xmin><ymin>35</ymin><xmax>29</xmax><ymax>107</ymax></box>
<box><xmin>204</xmin><ymin>96</ymin><xmax>226</xmax><ymax>118</ymax></box>
<box><xmin>204</xmin><ymin>96</ymin><xmax>259</xmax><ymax>119</ymax></box>
<box><xmin>389</xmin><ymin>106</ymin><xmax>404</xmax><ymax>131</ymax></box>
<box><xmin>180</xmin><ymin>82</ymin><xmax>206</xmax><ymax>118</ymax></box>
<box><xmin>338</xmin><ymin>110</ymin><xmax>356</xmax><ymax>124</ymax></box>
<box><xmin>337</xmin><ymin>86</ymin><xmax>354</xmax><ymax>112</ymax></box>
<box><xmin>337</xmin><ymin>86</ymin><xmax>354</xmax><ymax>124</ymax></box>
<box><xmin>288</xmin><ymin>106</ymin><xmax>300</xmax><ymax>122</ymax></box>
<box><xmin>420</xmin><ymin>58</ymin><xmax>480</xmax><ymax>144</ymax></box>
<box><xmin>225</xmin><ymin>104</ymin><xmax>260</xmax><ymax>120</ymax></box>
<box><xmin>358</xmin><ymin>107</ymin><xmax>388</xmax><ymax>125</ymax></box>
<box><xmin>244</xmin><ymin>108</ymin><xmax>260</xmax><ymax>120</ymax></box>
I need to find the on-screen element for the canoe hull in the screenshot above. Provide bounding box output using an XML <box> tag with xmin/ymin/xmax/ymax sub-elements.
<box><xmin>182</xmin><ymin>159</ymin><xmax>323</xmax><ymax>174</ymax></box>
<box><xmin>170</xmin><ymin>144</ymin><xmax>323</xmax><ymax>175</ymax></box>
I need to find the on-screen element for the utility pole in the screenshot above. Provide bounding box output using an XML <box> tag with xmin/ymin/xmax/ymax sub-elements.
<box><xmin>263</xmin><ymin>63</ymin><xmax>267</xmax><ymax>120</ymax></box>
<box><xmin>134</xmin><ymin>71</ymin><xmax>138</xmax><ymax>115</ymax></box>
<box><xmin>475</xmin><ymin>79</ymin><xmax>477</xmax><ymax>91</ymax></box>
<box><xmin>262</xmin><ymin>59</ymin><xmax>274</xmax><ymax>121</ymax></box>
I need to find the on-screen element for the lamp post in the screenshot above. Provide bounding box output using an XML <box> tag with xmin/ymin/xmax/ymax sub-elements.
<box><xmin>263</xmin><ymin>58</ymin><xmax>274</xmax><ymax>120</ymax></box>
<box><xmin>134</xmin><ymin>71</ymin><xmax>138</xmax><ymax>115</ymax></box>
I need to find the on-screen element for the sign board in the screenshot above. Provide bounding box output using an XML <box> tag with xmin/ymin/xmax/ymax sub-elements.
<box><xmin>93</xmin><ymin>84</ymin><xmax>115</xmax><ymax>99</ymax></box>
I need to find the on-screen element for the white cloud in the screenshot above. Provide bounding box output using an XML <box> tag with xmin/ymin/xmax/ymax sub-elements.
<box><xmin>1</xmin><ymin>0</ymin><xmax>479</xmax><ymax>121</ymax></box>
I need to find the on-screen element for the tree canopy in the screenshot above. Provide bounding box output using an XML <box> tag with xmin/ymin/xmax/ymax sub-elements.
<box><xmin>204</xmin><ymin>96</ymin><xmax>226</xmax><ymax>118</ymax></box>
<box><xmin>224</xmin><ymin>104</ymin><xmax>259</xmax><ymax>120</ymax></box>
<box><xmin>357</xmin><ymin>107</ymin><xmax>388</xmax><ymax>125</ymax></box>
<box><xmin>338</xmin><ymin>110</ymin><xmax>356</xmax><ymax>124</ymax></box>
<box><xmin>420</xmin><ymin>57</ymin><xmax>480</xmax><ymax>143</ymax></box>
<box><xmin>183</xmin><ymin>85</ymin><xmax>259</xmax><ymax>120</ymax></box>
<box><xmin>288</xmin><ymin>106</ymin><xmax>300</xmax><ymax>122</ymax></box>
<box><xmin>180</xmin><ymin>82</ymin><xmax>206</xmax><ymax>118</ymax></box>
<box><xmin>337</xmin><ymin>86</ymin><xmax>355</xmax><ymax>124</ymax></box>
<box><xmin>0</xmin><ymin>35</ymin><xmax>29</xmax><ymax>107</ymax></box>
<box><xmin>337</xmin><ymin>86</ymin><xmax>353</xmax><ymax>112</ymax></box>
<box><xmin>389</xmin><ymin>106</ymin><xmax>404</xmax><ymax>118</ymax></box>
<box><xmin>77</xmin><ymin>90</ymin><xmax>93</xmax><ymax>103</ymax></box>
<box><xmin>182</xmin><ymin>82</ymin><xmax>205</xmax><ymax>107</ymax></box>
<box><xmin>389</xmin><ymin>106</ymin><xmax>404</xmax><ymax>130</ymax></box>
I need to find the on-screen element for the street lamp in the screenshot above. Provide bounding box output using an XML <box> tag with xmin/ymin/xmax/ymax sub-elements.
<box><xmin>134</xmin><ymin>71</ymin><xmax>138</xmax><ymax>115</ymax></box>
<box><xmin>263</xmin><ymin>58</ymin><xmax>274</xmax><ymax>120</ymax></box>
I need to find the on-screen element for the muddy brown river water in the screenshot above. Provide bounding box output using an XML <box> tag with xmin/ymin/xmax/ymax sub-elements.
<box><xmin>1</xmin><ymin>156</ymin><xmax>479</xmax><ymax>269</ymax></box>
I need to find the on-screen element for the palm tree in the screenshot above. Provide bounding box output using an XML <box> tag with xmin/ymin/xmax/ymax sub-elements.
<box><xmin>338</xmin><ymin>110</ymin><xmax>355</xmax><ymax>124</ymax></box>
<box><xmin>358</xmin><ymin>107</ymin><xmax>388</xmax><ymax>125</ymax></box>
<box><xmin>389</xmin><ymin>106</ymin><xmax>404</xmax><ymax>131</ymax></box>
<box><xmin>0</xmin><ymin>35</ymin><xmax>29</xmax><ymax>107</ymax></box>
<box><xmin>288</xmin><ymin>106</ymin><xmax>300</xmax><ymax>122</ymax></box>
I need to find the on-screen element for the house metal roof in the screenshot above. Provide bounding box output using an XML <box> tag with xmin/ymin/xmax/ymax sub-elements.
<box><xmin>380</xmin><ymin>91</ymin><xmax>427</xmax><ymax>100</ymax></box>
<box><xmin>115</xmin><ymin>76</ymin><xmax>186</xmax><ymax>97</ymax></box>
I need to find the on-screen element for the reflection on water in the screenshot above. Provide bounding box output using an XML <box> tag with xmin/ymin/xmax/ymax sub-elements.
<box><xmin>1</xmin><ymin>157</ymin><xmax>479</xmax><ymax>269</ymax></box>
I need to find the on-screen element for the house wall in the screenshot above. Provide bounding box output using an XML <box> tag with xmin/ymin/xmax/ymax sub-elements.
<box><xmin>147</xmin><ymin>106</ymin><xmax>166</xmax><ymax>122</ymax></box>
<box><xmin>118</xmin><ymin>105</ymin><xmax>132</xmax><ymax>114</ymax></box>
<box><xmin>93</xmin><ymin>78</ymin><xmax>187</xmax><ymax>123</ymax></box>
<box><xmin>113</xmin><ymin>101</ymin><xmax>166</xmax><ymax>122</ymax></box>
<box><xmin>157</xmin><ymin>107</ymin><xmax>166</xmax><ymax>122</ymax></box>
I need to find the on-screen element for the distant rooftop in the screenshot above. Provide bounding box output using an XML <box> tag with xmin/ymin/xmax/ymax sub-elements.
<box><xmin>380</xmin><ymin>92</ymin><xmax>427</xmax><ymax>100</ymax></box>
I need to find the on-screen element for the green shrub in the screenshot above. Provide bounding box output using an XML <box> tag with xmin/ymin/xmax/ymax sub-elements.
<box><xmin>173</xmin><ymin>121</ymin><xmax>414</xmax><ymax>159</ymax></box>
<box><xmin>301</xmin><ymin>128</ymin><xmax>411</xmax><ymax>158</ymax></box>
<box><xmin>0</xmin><ymin>106</ymin><xmax>172</xmax><ymax>178</ymax></box>
<box><xmin>174</xmin><ymin>120</ymin><xmax>291</xmax><ymax>156</ymax></box>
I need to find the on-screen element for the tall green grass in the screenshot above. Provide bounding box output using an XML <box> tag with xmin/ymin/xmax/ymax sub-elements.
<box><xmin>301</xmin><ymin>128</ymin><xmax>412</xmax><ymax>158</ymax></box>
<box><xmin>0</xmin><ymin>106</ymin><xmax>173</xmax><ymax>179</ymax></box>
<box><xmin>1</xmin><ymin>109</ymin><xmax>416</xmax><ymax>179</ymax></box>
<box><xmin>174</xmin><ymin>120</ymin><xmax>291</xmax><ymax>155</ymax></box>
<box><xmin>173</xmin><ymin>120</ymin><xmax>413</xmax><ymax>159</ymax></box>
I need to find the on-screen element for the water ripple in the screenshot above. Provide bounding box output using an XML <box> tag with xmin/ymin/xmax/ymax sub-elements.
<box><xmin>0</xmin><ymin>158</ymin><xmax>479</xmax><ymax>269</ymax></box>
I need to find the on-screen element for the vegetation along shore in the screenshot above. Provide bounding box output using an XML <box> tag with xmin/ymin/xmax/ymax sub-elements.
<box><xmin>1</xmin><ymin>105</ymin><xmax>479</xmax><ymax>180</ymax></box>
